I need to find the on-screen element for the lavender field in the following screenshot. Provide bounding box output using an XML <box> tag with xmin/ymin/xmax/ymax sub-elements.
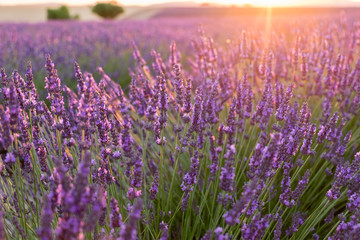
<box><xmin>0</xmin><ymin>12</ymin><xmax>360</xmax><ymax>240</ymax></box>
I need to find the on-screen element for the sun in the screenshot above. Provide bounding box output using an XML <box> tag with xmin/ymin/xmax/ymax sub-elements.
<box><xmin>259</xmin><ymin>0</ymin><xmax>295</xmax><ymax>7</ymax></box>
<box><xmin>246</xmin><ymin>0</ymin><xmax>296</xmax><ymax>7</ymax></box>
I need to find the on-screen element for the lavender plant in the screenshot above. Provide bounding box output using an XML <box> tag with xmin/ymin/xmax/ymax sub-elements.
<box><xmin>0</xmin><ymin>14</ymin><xmax>360</xmax><ymax>240</ymax></box>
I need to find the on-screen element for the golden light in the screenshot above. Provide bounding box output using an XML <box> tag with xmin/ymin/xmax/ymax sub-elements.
<box><xmin>257</xmin><ymin>0</ymin><xmax>296</xmax><ymax>7</ymax></box>
<box><xmin>197</xmin><ymin>0</ymin><xmax>297</xmax><ymax>7</ymax></box>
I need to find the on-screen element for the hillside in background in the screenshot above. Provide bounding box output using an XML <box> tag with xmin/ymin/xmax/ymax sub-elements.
<box><xmin>1</xmin><ymin>3</ymin><xmax>360</xmax><ymax>22</ymax></box>
<box><xmin>152</xmin><ymin>7</ymin><xmax>360</xmax><ymax>18</ymax></box>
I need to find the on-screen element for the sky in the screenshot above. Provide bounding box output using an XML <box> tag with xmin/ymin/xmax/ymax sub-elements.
<box><xmin>1</xmin><ymin>0</ymin><xmax>360</xmax><ymax>6</ymax></box>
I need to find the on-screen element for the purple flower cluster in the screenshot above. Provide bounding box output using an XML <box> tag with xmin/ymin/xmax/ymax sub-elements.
<box><xmin>181</xmin><ymin>151</ymin><xmax>200</xmax><ymax>211</ymax></box>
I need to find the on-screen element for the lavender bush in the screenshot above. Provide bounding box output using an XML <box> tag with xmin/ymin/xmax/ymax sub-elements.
<box><xmin>0</xmin><ymin>14</ymin><xmax>360</xmax><ymax>240</ymax></box>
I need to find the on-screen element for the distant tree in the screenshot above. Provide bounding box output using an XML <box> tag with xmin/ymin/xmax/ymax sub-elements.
<box><xmin>47</xmin><ymin>6</ymin><xmax>70</xmax><ymax>20</ymax></box>
<box><xmin>92</xmin><ymin>2</ymin><xmax>124</xmax><ymax>19</ymax></box>
<box><xmin>47</xmin><ymin>5</ymin><xmax>79</xmax><ymax>20</ymax></box>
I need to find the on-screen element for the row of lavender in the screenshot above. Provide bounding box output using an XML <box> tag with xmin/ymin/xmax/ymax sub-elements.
<box><xmin>0</xmin><ymin>15</ymin><xmax>360</xmax><ymax>239</ymax></box>
<box><xmin>0</xmin><ymin>17</ymin><xmax>316</xmax><ymax>92</ymax></box>
<box><xmin>0</xmin><ymin>19</ymin><xmax>242</xmax><ymax>93</ymax></box>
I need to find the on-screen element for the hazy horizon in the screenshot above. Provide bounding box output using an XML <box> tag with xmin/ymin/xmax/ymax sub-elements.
<box><xmin>1</xmin><ymin>0</ymin><xmax>360</xmax><ymax>7</ymax></box>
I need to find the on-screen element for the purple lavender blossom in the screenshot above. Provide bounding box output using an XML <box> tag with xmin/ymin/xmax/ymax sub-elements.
<box><xmin>208</xmin><ymin>135</ymin><xmax>219</xmax><ymax>181</ymax></box>
<box><xmin>37</xmin><ymin>195</ymin><xmax>53</xmax><ymax>240</ymax></box>
<box><xmin>149</xmin><ymin>171</ymin><xmax>159</xmax><ymax>200</ymax></box>
<box><xmin>119</xmin><ymin>199</ymin><xmax>143</xmax><ymax>240</ymax></box>
<box><xmin>276</xmin><ymin>84</ymin><xmax>293</xmax><ymax>121</ymax></box>
<box><xmin>173</xmin><ymin>64</ymin><xmax>184</xmax><ymax>111</ymax></box>
<box><xmin>74</xmin><ymin>61</ymin><xmax>85</xmax><ymax>95</ymax></box>
<box><xmin>292</xmin><ymin>170</ymin><xmax>310</xmax><ymax>200</ymax></box>
<box><xmin>110</xmin><ymin>198</ymin><xmax>122</xmax><ymax>228</ymax></box>
<box><xmin>159</xmin><ymin>221</ymin><xmax>169</xmax><ymax>240</ymax></box>
<box><xmin>219</xmin><ymin>145</ymin><xmax>235</xmax><ymax>193</ymax></box>
<box><xmin>181</xmin><ymin>151</ymin><xmax>200</xmax><ymax>211</ymax></box>
<box><xmin>0</xmin><ymin>106</ymin><xmax>13</xmax><ymax>150</ymax></box>
<box><xmin>241</xmin><ymin>213</ymin><xmax>271</xmax><ymax>240</ymax></box>
<box><xmin>223</xmin><ymin>180</ymin><xmax>258</xmax><ymax>225</ymax></box>
<box><xmin>329</xmin><ymin>214</ymin><xmax>360</xmax><ymax>240</ymax></box>
<box><xmin>274</xmin><ymin>217</ymin><xmax>283</xmax><ymax>240</ymax></box>
<box><xmin>225</xmin><ymin>98</ymin><xmax>236</xmax><ymax>144</ymax></box>
<box><xmin>182</xmin><ymin>79</ymin><xmax>192</xmax><ymax>123</ymax></box>
<box><xmin>158</xmin><ymin>74</ymin><xmax>168</xmax><ymax>130</ymax></box>
<box><xmin>280</xmin><ymin>162</ymin><xmax>295</xmax><ymax>207</ymax></box>
<box><xmin>25</xmin><ymin>61</ymin><xmax>38</xmax><ymax>109</ymax></box>
<box><xmin>285</xmin><ymin>212</ymin><xmax>307</xmax><ymax>236</ymax></box>
<box><xmin>251</xmin><ymin>80</ymin><xmax>273</xmax><ymax>130</ymax></box>
<box><xmin>189</xmin><ymin>89</ymin><xmax>203</xmax><ymax>133</ymax></box>
<box><xmin>301</xmin><ymin>124</ymin><xmax>316</xmax><ymax>155</ymax></box>
<box><xmin>8</xmin><ymin>82</ymin><xmax>21</xmax><ymax>134</ymax></box>
<box><xmin>44</xmin><ymin>55</ymin><xmax>65</xmax><ymax>120</ymax></box>
<box><xmin>213</xmin><ymin>227</ymin><xmax>229</xmax><ymax>240</ymax></box>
